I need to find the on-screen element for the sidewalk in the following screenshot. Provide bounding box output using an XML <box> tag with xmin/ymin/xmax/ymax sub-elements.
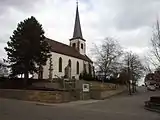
<box><xmin>35</xmin><ymin>99</ymin><xmax>102</xmax><ymax>107</ymax></box>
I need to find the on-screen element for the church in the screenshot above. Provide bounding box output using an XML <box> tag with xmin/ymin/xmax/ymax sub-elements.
<box><xmin>35</xmin><ymin>3</ymin><xmax>94</xmax><ymax>80</ymax></box>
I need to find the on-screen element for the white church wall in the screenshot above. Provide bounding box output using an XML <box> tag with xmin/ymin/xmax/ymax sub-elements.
<box><xmin>34</xmin><ymin>53</ymin><xmax>93</xmax><ymax>80</ymax></box>
<box><xmin>42</xmin><ymin>52</ymin><xmax>84</xmax><ymax>80</ymax></box>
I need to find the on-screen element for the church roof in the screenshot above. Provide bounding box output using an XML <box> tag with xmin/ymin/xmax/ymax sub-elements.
<box><xmin>46</xmin><ymin>38</ymin><xmax>93</xmax><ymax>63</ymax></box>
<box><xmin>70</xmin><ymin>3</ymin><xmax>85</xmax><ymax>41</ymax></box>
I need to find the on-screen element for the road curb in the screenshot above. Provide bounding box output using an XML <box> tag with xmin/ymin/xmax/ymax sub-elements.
<box><xmin>0</xmin><ymin>98</ymin><xmax>101</xmax><ymax>107</ymax></box>
<box><xmin>144</xmin><ymin>106</ymin><xmax>160</xmax><ymax>113</ymax></box>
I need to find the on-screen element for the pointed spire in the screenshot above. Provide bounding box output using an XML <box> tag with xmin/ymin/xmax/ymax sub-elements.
<box><xmin>72</xmin><ymin>1</ymin><xmax>83</xmax><ymax>40</ymax></box>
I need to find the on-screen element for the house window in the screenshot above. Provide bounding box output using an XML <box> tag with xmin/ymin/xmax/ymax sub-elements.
<box><xmin>59</xmin><ymin>57</ymin><xmax>62</xmax><ymax>72</ymax></box>
<box><xmin>72</xmin><ymin>43</ymin><xmax>76</xmax><ymax>48</ymax></box>
<box><xmin>77</xmin><ymin>61</ymin><xmax>79</xmax><ymax>74</ymax></box>
<box><xmin>81</xmin><ymin>43</ymin><xmax>83</xmax><ymax>49</ymax></box>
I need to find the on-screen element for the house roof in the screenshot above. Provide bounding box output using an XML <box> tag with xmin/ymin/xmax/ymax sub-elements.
<box><xmin>46</xmin><ymin>38</ymin><xmax>93</xmax><ymax>63</ymax></box>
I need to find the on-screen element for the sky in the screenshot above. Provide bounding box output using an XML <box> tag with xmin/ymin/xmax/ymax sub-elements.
<box><xmin>0</xmin><ymin>0</ymin><xmax>160</xmax><ymax>61</ymax></box>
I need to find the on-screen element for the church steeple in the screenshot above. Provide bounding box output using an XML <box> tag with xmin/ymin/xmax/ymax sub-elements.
<box><xmin>70</xmin><ymin>1</ymin><xmax>86</xmax><ymax>55</ymax></box>
<box><xmin>70</xmin><ymin>1</ymin><xmax>84</xmax><ymax>41</ymax></box>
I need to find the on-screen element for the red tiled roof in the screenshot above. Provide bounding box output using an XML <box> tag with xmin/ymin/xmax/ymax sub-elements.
<box><xmin>46</xmin><ymin>38</ymin><xmax>93</xmax><ymax>63</ymax></box>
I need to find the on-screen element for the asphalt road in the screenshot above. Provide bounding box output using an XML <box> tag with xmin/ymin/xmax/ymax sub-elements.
<box><xmin>0</xmin><ymin>87</ymin><xmax>160</xmax><ymax>120</ymax></box>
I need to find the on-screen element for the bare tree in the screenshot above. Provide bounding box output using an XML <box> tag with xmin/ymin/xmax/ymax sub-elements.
<box><xmin>93</xmin><ymin>37</ymin><xmax>123</xmax><ymax>82</ymax></box>
<box><xmin>143</xmin><ymin>56</ymin><xmax>153</xmax><ymax>74</ymax></box>
<box><xmin>150</xmin><ymin>19</ymin><xmax>160</xmax><ymax>67</ymax></box>
<box><xmin>123</xmin><ymin>52</ymin><xmax>145</xmax><ymax>93</ymax></box>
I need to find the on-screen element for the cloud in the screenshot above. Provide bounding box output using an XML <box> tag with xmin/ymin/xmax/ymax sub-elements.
<box><xmin>0</xmin><ymin>0</ymin><xmax>160</xmax><ymax>61</ymax></box>
<box><xmin>86</xmin><ymin>0</ymin><xmax>160</xmax><ymax>54</ymax></box>
<box><xmin>90</xmin><ymin>0</ymin><xmax>160</xmax><ymax>30</ymax></box>
<box><xmin>113</xmin><ymin>0</ymin><xmax>160</xmax><ymax>30</ymax></box>
<box><xmin>0</xmin><ymin>0</ymin><xmax>45</xmax><ymax>14</ymax></box>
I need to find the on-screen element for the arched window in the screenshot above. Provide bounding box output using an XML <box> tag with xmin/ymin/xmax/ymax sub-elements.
<box><xmin>68</xmin><ymin>59</ymin><xmax>71</xmax><ymax>67</ymax></box>
<box><xmin>81</xmin><ymin>43</ymin><xmax>83</xmax><ymax>49</ymax></box>
<box><xmin>72</xmin><ymin>43</ymin><xmax>76</xmax><ymax>48</ymax></box>
<box><xmin>59</xmin><ymin>57</ymin><xmax>62</xmax><ymax>72</ymax></box>
<box><xmin>77</xmin><ymin>61</ymin><xmax>79</xmax><ymax>74</ymax></box>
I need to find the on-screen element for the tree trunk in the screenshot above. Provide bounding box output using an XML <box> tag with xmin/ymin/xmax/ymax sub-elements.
<box><xmin>134</xmin><ymin>81</ymin><xmax>137</xmax><ymax>93</ymax></box>
<box><xmin>128</xmin><ymin>81</ymin><xmax>132</xmax><ymax>95</ymax></box>
<box><xmin>103</xmin><ymin>72</ymin><xmax>107</xmax><ymax>84</ymax></box>
<box><xmin>134</xmin><ymin>83</ymin><xmax>137</xmax><ymax>92</ymax></box>
<box><xmin>38</xmin><ymin>65</ymin><xmax>43</xmax><ymax>79</ymax></box>
<box><xmin>127</xmin><ymin>62</ymin><xmax>132</xmax><ymax>95</ymax></box>
<box><xmin>24</xmin><ymin>71</ymin><xmax>29</xmax><ymax>87</ymax></box>
<box><xmin>132</xmin><ymin>81</ymin><xmax>134</xmax><ymax>93</ymax></box>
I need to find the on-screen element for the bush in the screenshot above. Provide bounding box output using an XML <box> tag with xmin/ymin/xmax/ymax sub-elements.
<box><xmin>80</xmin><ymin>72</ymin><xmax>95</xmax><ymax>81</ymax></box>
<box><xmin>103</xmin><ymin>76</ymin><xmax>117</xmax><ymax>83</ymax></box>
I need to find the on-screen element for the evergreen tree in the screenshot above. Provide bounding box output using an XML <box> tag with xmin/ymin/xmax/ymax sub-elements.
<box><xmin>5</xmin><ymin>16</ymin><xmax>51</xmax><ymax>81</ymax></box>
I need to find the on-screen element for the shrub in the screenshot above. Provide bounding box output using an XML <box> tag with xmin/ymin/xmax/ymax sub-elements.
<box><xmin>80</xmin><ymin>72</ymin><xmax>95</xmax><ymax>81</ymax></box>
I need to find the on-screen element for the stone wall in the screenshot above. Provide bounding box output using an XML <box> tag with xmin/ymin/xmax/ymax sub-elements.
<box><xmin>90</xmin><ymin>86</ymin><xmax>126</xmax><ymax>100</ymax></box>
<box><xmin>0</xmin><ymin>89</ymin><xmax>71</xmax><ymax>103</ymax></box>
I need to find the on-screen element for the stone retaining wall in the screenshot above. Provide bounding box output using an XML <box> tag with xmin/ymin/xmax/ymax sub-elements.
<box><xmin>90</xmin><ymin>86</ymin><xmax>126</xmax><ymax>100</ymax></box>
<box><xmin>0</xmin><ymin>89</ymin><xmax>71</xmax><ymax>103</ymax></box>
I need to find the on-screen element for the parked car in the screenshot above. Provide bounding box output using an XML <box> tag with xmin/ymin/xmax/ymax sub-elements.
<box><xmin>147</xmin><ymin>85</ymin><xmax>156</xmax><ymax>91</ymax></box>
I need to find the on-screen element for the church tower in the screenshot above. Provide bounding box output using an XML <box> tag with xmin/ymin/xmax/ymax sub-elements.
<box><xmin>70</xmin><ymin>2</ymin><xmax>86</xmax><ymax>55</ymax></box>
